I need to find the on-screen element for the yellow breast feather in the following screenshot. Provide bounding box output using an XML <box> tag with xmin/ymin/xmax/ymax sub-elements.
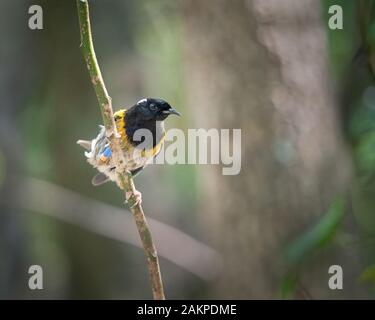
<box><xmin>114</xmin><ymin>109</ymin><xmax>129</xmax><ymax>148</ymax></box>
<box><xmin>141</xmin><ymin>131</ymin><xmax>166</xmax><ymax>158</ymax></box>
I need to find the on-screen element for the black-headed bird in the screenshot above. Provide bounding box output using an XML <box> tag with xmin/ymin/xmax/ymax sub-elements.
<box><xmin>77</xmin><ymin>98</ymin><xmax>180</xmax><ymax>204</ymax></box>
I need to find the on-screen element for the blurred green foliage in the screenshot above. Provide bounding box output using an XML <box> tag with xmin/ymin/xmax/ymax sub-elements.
<box><xmin>359</xmin><ymin>264</ymin><xmax>375</xmax><ymax>286</ymax></box>
<box><xmin>279</xmin><ymin>1</ymin><xmax>375</xmax><ymax>297</ymax></box>
<box><xmin>285</xmin><ymin>197</ymin><xmax>346</xmax><ymax>267</ymax></box>
<box><xmin>279</xmin><ymin>272</ymin><xmax>298</xmax><ymax>299</ymax></box>
<box><xmin>322</xmin><ymin>0</ymin><xmax>357</xmax><ymax>77</ymax></box>
<box><xmin>279</xmin><ymin>197</ymin><xmax>345</xmax><ymax>299</ymax></box>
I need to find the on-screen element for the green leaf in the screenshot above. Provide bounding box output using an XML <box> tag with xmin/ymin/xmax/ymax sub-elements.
<box><xmin>278</xmin><ymin>272</ymin><xmax>298</xmax><ymax>299</ymax></box>
<box><xmin>284</xmin><ymin>196</ymin><xmax>346</xmax><ymax>266</ymax></box>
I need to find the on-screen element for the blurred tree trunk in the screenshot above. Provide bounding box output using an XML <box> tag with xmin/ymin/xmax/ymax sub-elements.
<box><xmin>181</xmin><ymin>0</ymin><xmax>363</xmax><ymax>298</ymax></box>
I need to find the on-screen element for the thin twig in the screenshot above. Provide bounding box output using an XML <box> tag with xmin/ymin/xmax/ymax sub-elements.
<box><xmin>76</xmin><ymin>0</ymin><xmax>165</xmax><ymax>299</ymax></box>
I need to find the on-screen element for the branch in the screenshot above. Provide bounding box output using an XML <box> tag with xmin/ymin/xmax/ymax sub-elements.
<box><xmin>76</xmin><ymin>0</ymin><xmax>165</xmax><ymax>300</ymax></box>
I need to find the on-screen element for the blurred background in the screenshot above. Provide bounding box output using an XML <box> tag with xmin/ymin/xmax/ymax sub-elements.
<box><xmin>1</xmin><ymin>0</ymin><xmax>375</xmax><ymax>299</ymax></box>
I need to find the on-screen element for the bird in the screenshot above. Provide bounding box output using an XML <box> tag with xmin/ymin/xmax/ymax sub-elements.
<box><xmin>77</xmin><ymin>98</ymin><xmax>180</xmax><ymax>205</ymax></box>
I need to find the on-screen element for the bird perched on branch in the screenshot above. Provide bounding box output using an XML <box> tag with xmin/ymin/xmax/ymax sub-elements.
<box><xmin>77</xmin><ymin>98</ymin><xmax>180</xmax><ymax>204</ymax></box>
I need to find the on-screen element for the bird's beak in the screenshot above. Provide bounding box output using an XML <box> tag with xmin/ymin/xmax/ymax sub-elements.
<box><xmin>163</xmin><ymin>108</ymin><xmax>181</xmax><ymax>116</ymax></box>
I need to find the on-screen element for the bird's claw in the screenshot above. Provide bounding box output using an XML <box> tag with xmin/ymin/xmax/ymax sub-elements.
<box><xmin>125</xmin><ymin>189</ymin><xmax>142</xmax><ymax>208</ymax></box>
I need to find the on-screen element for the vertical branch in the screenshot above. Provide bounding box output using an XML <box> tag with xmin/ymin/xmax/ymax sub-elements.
<box><xmin>76</xmin><ymin>0</ymin><xmax>114</xmax><ymax>132</ymax></box>
<box><xmin>76</xmin><ymin>0</ymin><xmax>165</xmax><ymax>300</ymax></box>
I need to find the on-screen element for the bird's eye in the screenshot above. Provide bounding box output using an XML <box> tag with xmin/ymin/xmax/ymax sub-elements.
<box><xmin>149</xmin><ymin>103</ymin><xmax>157</xmax><ymax>111</ymax></box>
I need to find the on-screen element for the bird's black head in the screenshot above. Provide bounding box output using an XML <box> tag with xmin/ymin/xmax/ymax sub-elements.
<box><xmin>135</xmin><ymin>98</ymin><xmax>180</xmax><ymax>121</ymax></box>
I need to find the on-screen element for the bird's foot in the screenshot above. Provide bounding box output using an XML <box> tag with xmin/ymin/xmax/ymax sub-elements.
<box><xmin>125</xmin><ymin>189</ymin><xmax>142</xmax><ymax>208</ymax></box>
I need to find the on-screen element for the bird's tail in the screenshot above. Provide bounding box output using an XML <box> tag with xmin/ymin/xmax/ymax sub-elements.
<box><xmin>76</xmin><ymin>139</ymin><xmax>92</xmax><ymax>151</ymax></box>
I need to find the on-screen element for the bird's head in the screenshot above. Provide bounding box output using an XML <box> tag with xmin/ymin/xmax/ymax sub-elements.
<box><xmin>135</xmin><ymin>98</ymin><xmax>180</xmax><ymax>121</ymax></box>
